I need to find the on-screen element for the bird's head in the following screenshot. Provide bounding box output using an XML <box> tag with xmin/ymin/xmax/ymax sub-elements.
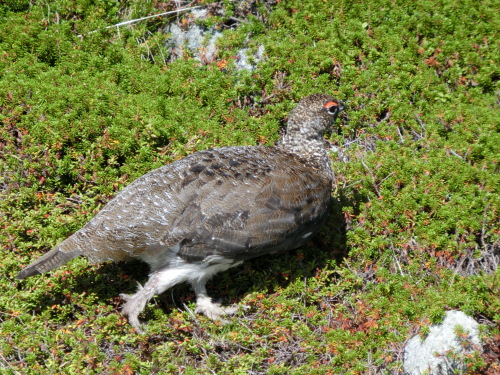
<box><xmin>286</xmin><ymin>93</ymin><xmax>345</xmax><ymax>139</ymax></box>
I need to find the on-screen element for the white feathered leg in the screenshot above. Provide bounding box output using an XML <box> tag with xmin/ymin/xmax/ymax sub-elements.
<box><xmin>190</xmin><ymin>256</ymin><xmax>242</xmax><ymax>320</ymax></box>
<box><xmin>120</xmin><ymin>266</ymin><xmax>192</xmax><ymax>331</ymax></box>
<box><xmin>121</xmin><ymin>257</ymin><xmax>242</xmax><ymax>330</ymax></box>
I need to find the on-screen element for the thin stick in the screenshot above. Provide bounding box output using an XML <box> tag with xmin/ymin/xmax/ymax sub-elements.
<box><xmin>88</xmin><ymin>6</ymin><xmax>201</xmax><ymax>34</ymax></box>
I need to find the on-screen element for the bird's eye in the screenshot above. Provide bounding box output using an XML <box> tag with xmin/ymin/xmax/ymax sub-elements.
<box><xmin>324</xmin><ymin>101</ymin><xmax>338</xmax><ymax>115</ymax></box>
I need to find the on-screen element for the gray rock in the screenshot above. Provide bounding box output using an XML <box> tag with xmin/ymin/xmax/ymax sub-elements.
<box><xmin>234</xmin><ymin>45</ymin><xmax>265</xmax><ymax>71</ymax></box>
<box><xmin>165</xmin><ymin>9</ymin><xmax>222</xmax><ymax>62</ymax></box>
<box><xmin>403</xmin><ymin>310</ymin><xmax>482</xmax><ymax>375</ymax></box>
<box><xmin>164</xmin><ymin>7</ymin><xmax>265</xmax><ymax>69</ymax></box>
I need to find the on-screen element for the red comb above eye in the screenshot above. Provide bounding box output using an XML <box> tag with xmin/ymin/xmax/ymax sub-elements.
<box><xmin>324</xmin><ymin>101</ymin><xmax>338</xmax><ymax>108</ymax></box>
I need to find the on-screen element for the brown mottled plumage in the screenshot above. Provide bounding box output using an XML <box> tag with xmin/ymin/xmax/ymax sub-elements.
<box><xmin>17</xmin><ymin>93</ymin><xmax>344</xmax><ymax>330</ymax></box>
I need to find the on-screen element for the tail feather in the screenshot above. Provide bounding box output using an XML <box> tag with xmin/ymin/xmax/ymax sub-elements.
<box><xmin>16</xmin><ymin>246</ymin><xmax>82</xmax><ymax>280</ymax></box>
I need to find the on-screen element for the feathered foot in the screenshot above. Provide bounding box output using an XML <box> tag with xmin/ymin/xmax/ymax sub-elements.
<box><xmin>192</xmin><ymin>281</ymin><xmax>238</xmax><ymax>322</ymax></box>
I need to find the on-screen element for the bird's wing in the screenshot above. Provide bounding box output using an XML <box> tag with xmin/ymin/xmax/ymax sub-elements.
<box><xmin>159</xmin><ymin>147</ymin><xmax>332</xmax><ymax>262</ymax></box>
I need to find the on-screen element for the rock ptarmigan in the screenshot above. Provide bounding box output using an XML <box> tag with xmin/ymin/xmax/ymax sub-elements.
<box><xmin>16</xmin><ymin>93</ymin><xmax>344</xmax><ymax>330</ymax></box>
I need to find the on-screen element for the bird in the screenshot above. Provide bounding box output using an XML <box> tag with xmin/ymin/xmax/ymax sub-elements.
<box><xmin>16</xmin><ymin>93</ymin><xmax>345</xmax><ymax>331</ymax></box>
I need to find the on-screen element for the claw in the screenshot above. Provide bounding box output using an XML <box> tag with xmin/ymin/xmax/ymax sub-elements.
<box><xmin>120</xmin><ymin>293</ymin><xmax>145</xmax><ymax>333</ymax></box>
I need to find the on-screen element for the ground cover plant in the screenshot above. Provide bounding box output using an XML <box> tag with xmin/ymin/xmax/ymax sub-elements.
<box><xmin>0</xmin><ymin>0</ymin><xmax>498</xmax><ymax>373</ymax></box>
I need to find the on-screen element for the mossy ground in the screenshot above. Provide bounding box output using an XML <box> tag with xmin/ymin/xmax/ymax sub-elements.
<box><xmin>0</xmin><ymin>0</ymin><xmax>498</xmax><ymax>374</ymax></box>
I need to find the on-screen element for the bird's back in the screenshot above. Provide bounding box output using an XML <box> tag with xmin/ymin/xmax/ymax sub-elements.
<box><xmin>61</xmin><ymin>145</ymin><xmax>332</xmax><ymax>269</ymax></box>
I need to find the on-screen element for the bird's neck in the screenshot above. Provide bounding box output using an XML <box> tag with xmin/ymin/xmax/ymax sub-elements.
<box><xmin>279</xmin><ymin>132</ymin><xmax>334</xmax><ymax>182</ymax></box>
